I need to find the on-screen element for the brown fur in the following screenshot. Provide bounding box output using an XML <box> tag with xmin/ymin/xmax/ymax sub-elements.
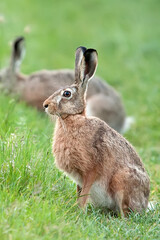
<box><xmin>43</xmin><ymin>47</ymin><xmax>150</xmax><ymax>216</ymax></box>
<box><xmin>0</xmin><ymin>37</ymin><xmax>127</xmax><ymax>133</ymax></box>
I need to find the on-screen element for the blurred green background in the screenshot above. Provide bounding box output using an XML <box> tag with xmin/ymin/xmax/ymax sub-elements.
<box><xmin>1</xmin><ymin>0</ymin><xmax>160</xmax><ymax>124</ymax></box>
<box><xmin>0</xmin><ymin>0</ymin><xmax>160</xmax><ymax>239</ymax></box>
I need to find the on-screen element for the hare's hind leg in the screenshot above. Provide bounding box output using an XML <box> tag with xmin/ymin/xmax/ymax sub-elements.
<box><xmin>112</xmin><ymin>170</ymin><xmax>149</xmax><ymax>216</ymax></box>
<box><xmin>110</xmin><ymin>170</ymin><xmax>131</xmax><ymax>217</ymax></box>
<box><xmin>114</xmin><ymin>191</ymin><xmax>130</xmax><ymax>217</ymax></box>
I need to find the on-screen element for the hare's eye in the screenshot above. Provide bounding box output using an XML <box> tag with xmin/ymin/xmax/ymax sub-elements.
<box><xmin>63</xmin><ymin>91</ymin><xmax>71</xmax><ymax>98</ymax></box>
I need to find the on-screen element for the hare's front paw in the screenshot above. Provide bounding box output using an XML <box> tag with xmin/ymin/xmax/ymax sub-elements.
<box><xmin>77</xmin><ymin>194</ymin><xmax>88</xmax><ymax>209</ymax></box>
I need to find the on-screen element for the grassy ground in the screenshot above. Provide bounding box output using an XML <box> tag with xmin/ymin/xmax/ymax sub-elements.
<box><xmin>0</xmin><ymin>0</ymin><xmax>160</xmax><ymax>239</ymax></box>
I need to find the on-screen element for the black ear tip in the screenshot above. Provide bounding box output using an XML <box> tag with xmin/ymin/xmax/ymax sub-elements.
<box><xmin>76</xmin><ymin>46</ymin><xmax>87</xmax><ymax>54</ymax></box>
<box><xmin>84</xmin><ymin>49</ymin><xmax>98</xmax><ymax>62</ymax></box>
<box><xmin>14</xmin><ymin>36</ymin><xmax>25</xmax><ymax>44</ymax></box>
<box><xmin>13</xmin><ymin>36</ymin><xmax>25</xmax><ymax>52</ymax></box>
<box><xmin>14</xmin><ymin>36</ymin><xmax>25</xmax><ymax>46</ymax></box>
<box><xmin>85</xmin><ymin>48</ymin><xmax>98</xmax><ymax>55</ymax></box>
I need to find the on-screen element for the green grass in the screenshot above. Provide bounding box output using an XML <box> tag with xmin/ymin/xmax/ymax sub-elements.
<box><xmin>0</xmin><ymin>0</ymin><xmax>160</xmax><ymax>239</ymax></box>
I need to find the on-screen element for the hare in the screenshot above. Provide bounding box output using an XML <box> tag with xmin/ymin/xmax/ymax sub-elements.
<box><xmin>43</xmin><ymin>47</ymin><xmax>150</xmax><ymax>216</ymax></box>
<box><xmin>0</xmin><ymin>37</ymin><xmax>131</xmax><ymax>133</ymax></box>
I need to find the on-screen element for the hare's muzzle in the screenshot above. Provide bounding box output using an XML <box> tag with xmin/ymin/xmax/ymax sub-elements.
<box><xmin>43</xmin><ymin>98</ymin><xmax>57</xmax><ymax>115</ymax></box>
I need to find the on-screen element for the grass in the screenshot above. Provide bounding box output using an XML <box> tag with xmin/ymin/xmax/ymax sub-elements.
<box><xmin>0</xmin><ymin>0</ymin><xmax>160</xmax><ymax>239</ymax></box>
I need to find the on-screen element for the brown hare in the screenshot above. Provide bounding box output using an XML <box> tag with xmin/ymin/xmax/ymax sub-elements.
<box><xmin>0</xmin><ymin>37</ymin><xmax>132</xmax><ymax>133</ymax></box>
<box><xmin>43</xmin><ymin>47</ymin><xmax>150</xmax><ymax>216</ymax></box>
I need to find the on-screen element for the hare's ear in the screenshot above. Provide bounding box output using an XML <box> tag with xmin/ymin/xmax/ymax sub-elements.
<box><xmin>75</xmin><ymin>46</ymin><xmax>87</xmax><ymax>83</ymax></box>
<box><xmin>75</xmin><ymin>47</ymin><xmax>98</xmax><ymax>87</ymax></box>
<box><xmin>10</xmin><ymin>36</ymin><xmax>25</xmax><ymax>72</ymax></box>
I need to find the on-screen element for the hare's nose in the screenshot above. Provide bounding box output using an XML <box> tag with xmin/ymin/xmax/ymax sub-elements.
<box><xmin>43</xmin><ymin>99</ymin><xmax>50</xmax><ymax>109</ymax></box>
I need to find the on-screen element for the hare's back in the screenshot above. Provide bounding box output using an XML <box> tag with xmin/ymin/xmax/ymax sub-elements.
<box><xmin>83</xmin><ymin>117</ymin><xmax>144</xmax><ymax>169</ymax></box>
<box><xmin>87</xmin><ymin>76</ymin><xmax>120</xmax><ymax>99</ymax></box>
<box><xmin>19</xmin><ymin>70</ymin><xmax>74</xmax><ymax>109</ymax></box>
<box><xmin>26</xmin><ymin>69</ymin><xmax>119</xmax><ymax>100</ymax></box>
<box><xmin>28</xmin><ymin>69</ymin><xmax>74</xmax><ymax>93</ymax></box>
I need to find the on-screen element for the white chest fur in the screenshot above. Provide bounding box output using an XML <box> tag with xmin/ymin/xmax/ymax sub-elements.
<box><xmin>66</xmin><ymin>171</ymin><xmax>115</xmax><ymax>210</ymax></box>
<box><xmin>90</xmin><ymin>181</ymin><xmax>115</xmax><ymax>209</ymax></box>
<box><xmin>65</xmin><ymin>170</ymin><xmax>82</xmax><ymax>186</ymax></box>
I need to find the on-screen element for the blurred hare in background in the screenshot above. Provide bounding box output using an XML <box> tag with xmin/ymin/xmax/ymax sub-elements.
<box><xmin>0</xmin><ymin>37</ymin><xmax>133</xmax><ymax>133</ymax></box>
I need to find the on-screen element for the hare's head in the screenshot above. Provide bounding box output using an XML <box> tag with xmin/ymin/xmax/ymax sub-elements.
<box><xmin>43</xmin><ymin>47</ymin><xmax>98</xmax><ymax>118</ymax></box>
<box><xmin>0</xmin><ymin>36</ymin><xmax>25</xmax><ymax>90</ymax></box>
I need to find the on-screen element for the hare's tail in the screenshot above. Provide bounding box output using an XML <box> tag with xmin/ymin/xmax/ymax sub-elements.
<box><xmin>121</xmin><ymin>116</ymin><xmax>135</xmax><ymax>134</ymax></box>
